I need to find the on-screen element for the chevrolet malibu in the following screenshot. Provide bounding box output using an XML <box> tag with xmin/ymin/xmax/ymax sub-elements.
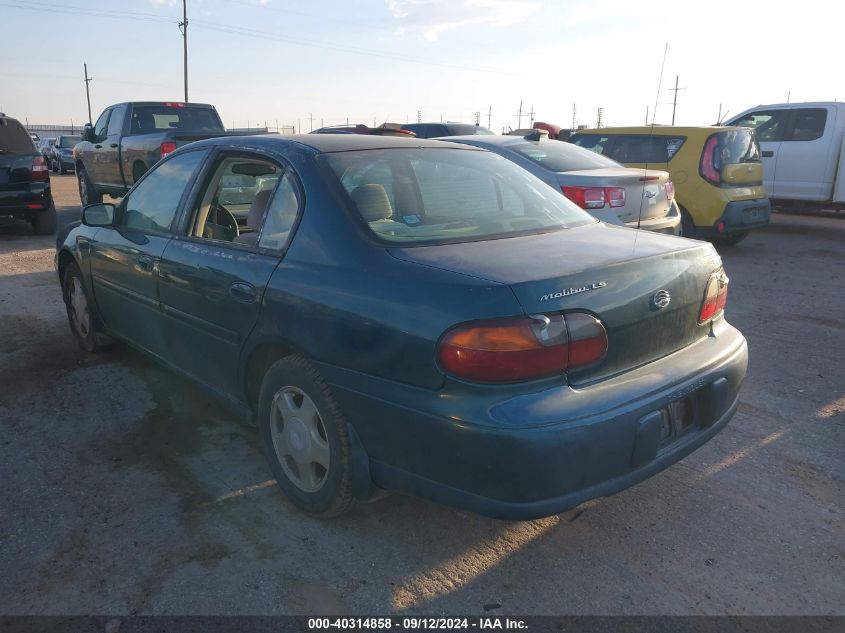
<box><xmin>56</xmin><ymin>134</ymin><xmax>747</xmax><ymax>520</ymax></box>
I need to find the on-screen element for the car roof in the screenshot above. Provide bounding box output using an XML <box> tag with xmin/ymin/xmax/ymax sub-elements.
<box><xmin>441</xmin><ymin>134</ymin><xmax>536</xmax><ymax>147</ymax></box>
<box><xmin>188</xmin><ymin>133</ymin><xmax>482</xmax><ymax>154</ymax></box>
<box><xmin>573</xmin><ymin>126</ymin><xmax>738</xmax><ymax>135</ymax></box>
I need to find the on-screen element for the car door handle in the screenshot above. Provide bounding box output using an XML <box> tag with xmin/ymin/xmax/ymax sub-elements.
<box><xmin>229</xmin><ymin>281</ymin><xmax>256</xmax><ymax>303</ymax></box>
<box><xmin>762</xmin><ymin>150</ymin><xmax>774</xmax><ymax>158</ymax></box>
<box><xmin>137</xmin><ymin>255</ymin><xmax>155</xmax><ymax>272</ymax></box>
<box><xmin>110</xmin><ymin>143</ymin><xmax>118</xmax><ymax>148</ymax></box>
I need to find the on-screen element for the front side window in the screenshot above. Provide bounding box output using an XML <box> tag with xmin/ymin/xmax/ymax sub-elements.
<box><xmin>510</xmin><ymin>140</ymin><xmax>621</xmax><ymax>172</ymax></box>
<box><xmin>93</xmin><ymin>109</ymin><xmax>110</xmax><ymax>140</ymax></box>
<box><xmin>118</xmin><ymin>150</ymin><xmax>207</xmax><ymax>233</ymax></box>
<box><xmin>325</xmin><ymin>148</ymin><xmax>593</xmax><ymax>245</ymax></box>
<box><xmin>731</xmin><ymin>110</ymin><xmax>790</xmax><ymax>142</ymax></box>
<box><xmin>786</xmin><ymin>108</ymin><xmax>827</xmax><ymax>141</ymax></box>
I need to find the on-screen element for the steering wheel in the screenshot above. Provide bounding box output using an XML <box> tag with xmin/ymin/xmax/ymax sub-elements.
<box><xmin>204</xmin><ymin>202</ymin><xmax>239</xmax><ymax>241</ymax></box>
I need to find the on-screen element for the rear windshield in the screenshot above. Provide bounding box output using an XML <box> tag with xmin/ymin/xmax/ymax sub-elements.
<box><xmin>0</xmin><ymin>118</ymin><xmax>36</xmax><ymax>154</ymax></box>
<box><xmin>129</xmin><ymin>105</ymin><xmax>223</xmax><ymax>133</ymax></box>
<box><xmin>717</xmin><ymin>129</ymin><xmax>761</xmax><ymax>165</ymax></box>
<box><xmin>447</xmin><ymin>124</ymin><xmax>494</xmax><ymax>136</ymax></box>
<box><xmin>324</xmin><ymin>148</ymin><xmax>594</xmax><ymax>245</ymax></box>
<box><xmin>571</xmin><ymin>134</ymin><xmax>686</xmax><ymax>163</ymax></box>
<box><xmin>58</xmin><ymin>136</ymin><xmax>81</xmax><ymax>149</ymax></box>
<box><xmin>510</xmin><ymin>140</ymin><xmax>621</xmax><ymax>172</ymax></box>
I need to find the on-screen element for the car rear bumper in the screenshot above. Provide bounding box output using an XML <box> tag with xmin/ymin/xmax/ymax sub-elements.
<box><xmin>322</xmin><ymin>321</ymin><xmax>748</xmax><ymax>520</ymax></box>
<box><xmin>624</xmin><ymin>200</ymin><xmax>682</xmax><ymax>235</ymax></box>
<box><xmin>698</xmin><ymin>198</ymin><xmax>771</xmax><ymax>237</ymax></box>
<box><xmin>0</xmin><ymin>183</ymin><xmax>52</xmax><ymax>220</ymax></box>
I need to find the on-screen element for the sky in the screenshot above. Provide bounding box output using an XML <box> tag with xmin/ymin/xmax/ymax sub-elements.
<box><xmin>0</xmin><ymin>0</ymin><xmax>842</xmax><ymax>133</ymax></box>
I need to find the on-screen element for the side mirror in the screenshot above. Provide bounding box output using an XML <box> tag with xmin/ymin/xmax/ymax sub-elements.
<box><xmin>82</xmin><ymin>203</ymin><xmax>115</xmax><ymax>227</ymax></box>
<box><xmin>82</xmin><ymin>123</ymin><xmax>96</xmax><ymax>143</ymax></box>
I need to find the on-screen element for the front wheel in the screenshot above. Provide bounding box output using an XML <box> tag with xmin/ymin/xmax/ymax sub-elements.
<box><xmin>62</xmin><ymin>262</ymin><xmax>105</xmax><ymax>352</ymax></box>
<box><xmin>77</xmin><ymin>167</ymin><xmax>102</xmax><ymax>206</ymax></box>
<box><xmin>258</xmin><ymin>356</ymin><xmax>355</xmax><ymax>517</ymax></box>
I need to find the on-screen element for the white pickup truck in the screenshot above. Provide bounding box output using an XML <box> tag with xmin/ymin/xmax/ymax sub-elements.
<box><xmin>727</xmin><ymin>102</ymin><xmax>845</xmax><ymax>210</ymax></box>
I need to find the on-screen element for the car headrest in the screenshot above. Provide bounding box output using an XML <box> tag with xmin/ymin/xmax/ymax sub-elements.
<box><xmin>247</xmin><ymin>189</ymin><xmax>272</xmax><ymax>229</ymax></box>
<box><xmin>351</xmin><ymin>184</ymin><xmax>393</xmax><ymax>222</ymax></box>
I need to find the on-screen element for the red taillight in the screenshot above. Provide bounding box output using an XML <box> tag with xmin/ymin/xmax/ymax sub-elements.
<box><xmin>665</xmin><ymin>180</ymin><xmax>675</xmax><ymax>200</ymax></box>
<box><xmin>163</xmin><ymin>102</ymin><xmax>186</xmax><ymax>108</ymax></box>
<box><xmin>31</xmin><ymin>155</ymin><xmax>49</xmax><ymax>181</ymax></box>
<box><xmin>699</xmin><ymin>267</ymin><xmax>729</xmax><ymax>323</ymax></box>
<box><xmin>160</xmin><ymin>141</ymin><xmax>177</xmax><ymax>158</ymax></box>
<box><xmin>437</xmin><ymin>312</ymin><xmax>607</xmax><ymax>383</ymax></box>
<box><xmin>700</xmin><ymin>135</ymin><xmax>721</xmax><ymax>185</ymax></box>
<box><xmin>562</xmin><ymin>186</ymin><xmax>625</xmax><ymax>209</ymax></box>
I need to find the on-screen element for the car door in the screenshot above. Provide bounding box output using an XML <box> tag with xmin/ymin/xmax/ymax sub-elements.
<box><xmin>88</xmin><ymin>108</ymin><xmax>112</xmax><ymax>188</ymax></box>
<box><xmin>728</xmin><ymin>109</ymin><xmax>791</xmax><ymax>194</ymax></box>
<box><xmin>87</xmin><ymin>149</ymin><xmax>209</xmax><ymax>358</ymax></box>
<box><xmin>771</xmin><ymin>107</ymin><xmax>833</xmax><ymax>200</ymax></box>
<box><xmin>157</xmin><ymin>151</ymin><xmax>302</xmax><ymax>397</ymax></box>
<box><xmin>101</xmin><ymin>103</ymin><xmax>128</xmax><ymax>188</ymax></box>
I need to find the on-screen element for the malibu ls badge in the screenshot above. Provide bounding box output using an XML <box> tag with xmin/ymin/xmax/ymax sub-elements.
<box><xmin>540</xmin><ymin>281</ymin><xmax>607</xmax><ymax>302</ymax></box>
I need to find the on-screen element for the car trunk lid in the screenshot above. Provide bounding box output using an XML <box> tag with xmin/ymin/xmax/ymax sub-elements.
<box><xmin>558</xmin><ymin>168</ymin><xmax>673</xmax><ymax>224</ymax></box>
<box><xmin>389</xmin><ymin>223</ymin><xmax>721</xmax><ymax>384</ymax></box>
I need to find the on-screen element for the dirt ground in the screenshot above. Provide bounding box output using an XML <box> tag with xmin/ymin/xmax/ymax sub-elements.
<box><xmin>0</xmin><ymin>174</ymin><xmax>842</xmax><ymax>615</ymax></box>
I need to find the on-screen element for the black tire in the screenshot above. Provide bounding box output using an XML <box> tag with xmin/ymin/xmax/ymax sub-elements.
<box><xmin>711</xmin><ymin>231</ymin><xmax>748</xmax><ymax>246</ymax></box>
<box><xmin>132</xmin><ymin>162</ymin><xmax>148</xmax><ymax>184</ymax></box>
<box><xmin>59</xmin><ymin>163</ymin><xmax>67</xmax><ymax>175</ymax></box>
<box><xmin>77</xmin><ymin>167</ymin><xmax>102</xmax><ymax>206</ymax></box>
<box><xmin>258</xmin><ymin>355</ymin><xmax>355</xmax><ymax>517</ymax></box>
<box><xmin>62</xmin><ymin>262</ymin><xmax>104</xmax><ymax>352</ymax></box>
<box><xmin>31</xmin><ymin>199</ymin><xmax>57</xmax><ymax>235</ymax></box>
<box><xmin>51</xmin><ymin>158</ymin><xmax>58</xmax><ymax>173</ymax></box>
<box><xmin>679</xmin><ymin>207</ymin><xmax>696</xmax><ymax>238</ymax></box>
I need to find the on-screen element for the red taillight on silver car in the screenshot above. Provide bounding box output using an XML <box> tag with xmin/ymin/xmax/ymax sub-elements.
<box><xmin>562</xmin><ymin>186</ymin><xmax>626</xmax><ymax>209</ymax></box>
<box><xmin>699</xmin><ymin>267</ymin><xmax>729</xmax><ymax>323</ymax></box>
<box><xmin>437</xmin><ymin>312</ymin><xmax>608</xmax><ymax>383</ymax></box>
<box><xmin>31</xmin><ymin>155</ymin><xmax>49</xmax><ymax>181</ymax></box>
<box><xmin>160</xmin><ymin>141</ymin><xmax>177</xmax><ymax>158</ymax></box>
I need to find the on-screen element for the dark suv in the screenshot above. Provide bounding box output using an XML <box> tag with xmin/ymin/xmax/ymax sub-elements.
<box><xmin>0</xmin><ymin>114</ymin><xmax>55</xmax><ymax>234</ymax></box>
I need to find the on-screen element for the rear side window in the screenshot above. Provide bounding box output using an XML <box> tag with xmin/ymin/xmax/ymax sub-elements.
<box><xmin>107</xmin><ymin>104</ymin><xmax>127</xmax><ymax>136</ymax></box>
<box><xmin>730</xmin><ymin>110</ymin><xmax>789</xmax><ymax>142</ymax></box>
<box><xmin>511</xmin><ymin>141</ymin><xmax>621</xmax><ymax>172</ymax></box>
<box><xmin>606</xmin><ymin>135</ymin><xmax>669</xmax><ymax>163</ymax></box>
<box><xmin>786</xmin><ymin>108</ymin><xmax>827</xmax><ymax>141</ymax></box>
<box><xmin>0</xmin><ymin>117</ymin><xmax>36</xmax><ymax>154</ymax></box>
<box><xmin>570</xmin><ymin>134</ymin><xmax>610</xmax><ymax>155</ymax></box>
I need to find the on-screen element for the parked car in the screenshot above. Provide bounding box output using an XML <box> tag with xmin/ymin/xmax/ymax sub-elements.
<box><xmin>726</xmin><ymin>102</ymin><xmax>845</xmax><ymax>211</ymax></box>
<box><xmin>0</xmin><ymin>114</ymin><xmax>55</xmax><ymax>234</ymax></box>
<box><xmin>57</xmin><ymin>134</ymin><xmax>746</xmax><ymax>520</ymax></box>
<box><xmin>311</xmin><ymin>123</ymin><xmax>416</xmax><ymax>137</ymax></box>
<box><xmin>445</xmin><ymin>133</ymin><xmax>681</xmax><ymax>234</ymax></box>
<box><xmin>37</xmin><ymin>137</ymin><xmax>56</xmax><ymax>162</ymax></box>
<box><xmin>74</xmin><ymin>101</ymin><xmax>230</xmax><ymax>205</ymax></box>
<box><xmin>571</xmin><ymin>126</ymin><xmax>770</xmax><ymax>244</ymax></box>
<box><xmin>50</xmin><ymin>134</ymin><xmax>81</xmax><ymax>174</ymax></box>
<box><xmin>29</xmin><ymin>132</ymin><xmax>40</xmax><ymax>144</ymax></box>
<box><xmin>402</xmin><ymin>122</ymin><xmax>494</xmax><ymax>138</ymax></box>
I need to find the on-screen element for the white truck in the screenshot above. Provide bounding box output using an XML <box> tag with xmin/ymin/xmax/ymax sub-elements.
<box><xmin>727</xmin><ymin>102</ymin><xmax>845</xmax><ymax>210</ymax></box>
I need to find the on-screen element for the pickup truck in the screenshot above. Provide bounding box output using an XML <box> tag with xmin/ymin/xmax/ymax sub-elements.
<box><xmin>727</xmin><ymin>102</ymin><xmax>845</xmax><ymax>211</ymax></box>
<box><xmin>74</xmin><ymin>101</ymin><xmax>229</xmax><ymax>205</ymax></box>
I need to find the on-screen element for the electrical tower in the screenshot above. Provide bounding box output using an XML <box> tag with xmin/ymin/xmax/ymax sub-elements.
<box><xmin>667</xmin><ymin>75</ymin><xmax>686</xmax><ymax>125</ymax></box>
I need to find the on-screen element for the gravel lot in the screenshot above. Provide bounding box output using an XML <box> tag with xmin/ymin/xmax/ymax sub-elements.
<box><xmin>0</xmin><ymin>174</ymin><xmax>843</xmax><ymax>616</ymax></box>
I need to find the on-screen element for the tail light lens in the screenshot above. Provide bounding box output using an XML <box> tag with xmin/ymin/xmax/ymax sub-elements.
<box><xmin>437</xmin><ymin>312</ymin><xmax>607</xmax><ymax>383</ymax></box>
<box><xmin>160</xmin><ymin>141</ymin><xmax>177</xmax><ymax>158</ymax></box>
<box><xmin>699</xmin><ymin>267</ymin><xmax>729</xmax><ymax>323</ymax></box>
<box><xmin>562</xmin><ymin>186</ymin><xmax>626</xmax><ymax>209</ymax></box>
<box><xmin>700</xmin><ymin>135</ymin><xmax>721</xmax><ymax>185</ymax></box>
<box><xmin>31</xmin><ymin>155</ymin><xmax>49</xmax><ymax>181</ymax></box>
<box><xmin>665</xmin><ymin>180</ymin><xmax>675</xmax><ymax>200</ymax></box>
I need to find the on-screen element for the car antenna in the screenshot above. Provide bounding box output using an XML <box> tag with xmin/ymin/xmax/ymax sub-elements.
<box><xmin>635</xmin><ymin>42</ymin><xmax>669</xmax><ymax>239</ymax></box>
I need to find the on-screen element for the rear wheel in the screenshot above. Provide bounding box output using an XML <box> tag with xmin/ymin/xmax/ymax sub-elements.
<box><xmin>711</xmin><ymin>231</ymin><xmax>748</xmax><ymax>246</ymax></box>
<box><xmin>258</xmin><ymin>355</ymin><xmax>355</xmax><ymax>517</ymax></box>
<box><xmin>31</xmin><ymin>200</ymin><xmax>56</xmax><ymax>235</ymax></box>
<box><xmin>62</xmin><ymin>262</ymin><xmax>105</xmax><ymax>352</ymax></box>
<box><xmin>77</xmin><ymin>167</ymin><xmax>102</xmax><ymax>206</ymax></box>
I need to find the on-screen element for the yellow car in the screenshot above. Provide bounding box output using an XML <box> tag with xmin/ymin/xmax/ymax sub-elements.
<box><xmin>570</xmin><ymin>126</ymin><xmax>771</xmax><ymax>244</ymax></box>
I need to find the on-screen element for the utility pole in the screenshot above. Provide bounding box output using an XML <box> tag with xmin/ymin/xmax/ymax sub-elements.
<box><xmin>528</xmin><ymin>106</ymin><xmax>535</xmax><ymax>125</ymax></box>
<box><xmin>668</xmin><ymin>74</ymin><xmax>686</xmax><ymax>125</ymax></box>
<box><xmin>645</xmin><ymin>105</ymin><xmax>649</xmax><ymax>126</ymax></box>
<box><xmin>717</xmin><ymin>104</ymin><xmax>722</xmax><ymax>124</ymax></box>
<box><xmin>179</xmin><ymin>0</ymin><xmax>188</xmax><ymax>102</ymax></box>
<box><xmin>308</xmin><ymin>113</ymin><xmax>315</xmax><ymax>131</ymax></box>
<box><xmin>596</xmin><ymin>107</ymin><xmax>603</xmax><ymax>128</ymax></box>
<box><xmin>514</xmin><ymin>100</ymin><xmax>523</xmax><ymax>129</ymax></box>
<box><xmin>487</xmin><ymin>105</ymin><xmax>492</xmax><ymax>129</ymax></box>
<box><xmin>83</xmin><ymin>63</ymin><xmax>93</xmax><ymax>124</ymax></box>
<box><xmin>571</xmin><ymin>102</ymin><xmax>577</xmax><ymax>131</ymax></box>
<box><xmin>473</xmin><ymin>111</ymin><xmax>480</xmax><ymax>125</ymax></box>
<box><xmin>417</xmin><ymin>110</ymin><xmax>422</xmax><ymax>123</ymax></box>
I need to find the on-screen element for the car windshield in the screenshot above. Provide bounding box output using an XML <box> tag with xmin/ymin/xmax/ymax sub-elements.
<box><xmin>324</xmin><ymin>147</ymin><xmax>594</xmax><ymax>245</ymax></box>
<box><xmin>130</xmin><ymin>105</ymin><xmax>223</xmax><ymax>133</ymax></box>
<box><xmin>58</xmin><ymin>136</ymin><xmax>81</xmax><ymax>149</ymax></box>
<box><xmin>449</xmin><ymin>124</ymin><xmax>494</xmax><ymax>135</ymax></box>
<box><xmin>718</xmin><ymin>129</ymin><xmax>761</xmax><ymax>165</ymax></box>
<box><xmin>0</xmin><ymin>118</ymin><xmax>37</xmax><ymax>154</ymax></box>
<box><xmin>510</xmin><ymin>141</ymin><xmax>621</xmax><ymax>172</ymax></box>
